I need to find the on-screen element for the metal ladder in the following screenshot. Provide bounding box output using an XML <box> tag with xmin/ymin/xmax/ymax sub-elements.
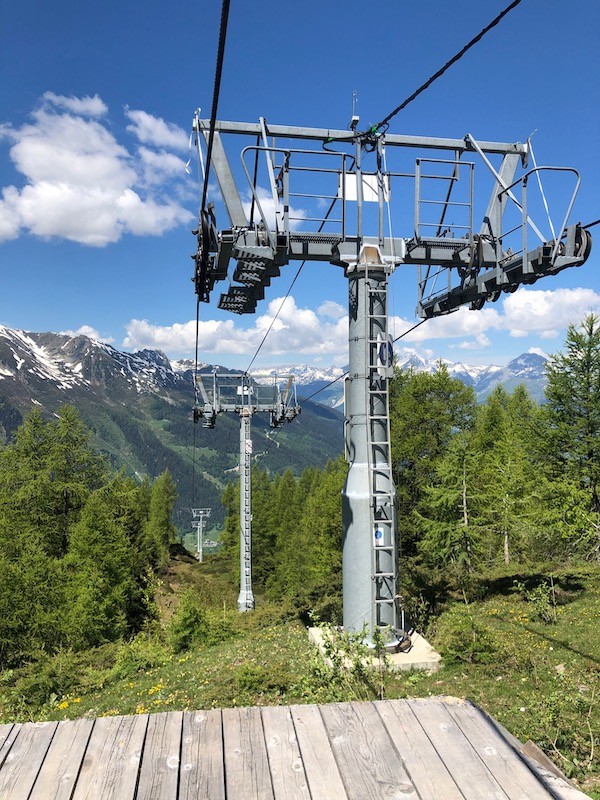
<box><xmin>365</xmin><ymin>271</ymin><xmax>398</xmax><ymax>635</ymax></box>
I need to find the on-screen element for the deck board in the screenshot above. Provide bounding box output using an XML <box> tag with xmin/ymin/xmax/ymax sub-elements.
<box><xmin>0</xmin><ymin>721</ymin><xmax>58</xmax><ymax>800</ymax></box>
<box><xmin>376</xmin><ymin>699</ymin><xmax>465</xmax><ymax>800</ymax></box>
<box><xmin>262</xmin><ymin>705</ymin><xmax>311</xmax><ymax>800</ymax></box>
<box><xmin>222</xmin><ymin>706</ymin><xmax>274</xmax><ymax>800</ymax></box>
<box><xmin>179</xmin><ymin>709</ymin><xmax>225</xmax><ymax>799</ymax></box>
<box><xmin>71</xmin><ymin>713</ymin><xmax>147</xmax><ymax>800</ymax></box>
<box><xmin>320</xmin><ymin>701</ymin><xmax>417</xmax><ymax>800</ymax></box>
<box><xmin>0</xmin><ymin>723</ymin><xmax>20</xmax><ymax>770</ymax></box>
<box><xmin>445</xmin><ymin>699</ymin><xmax>557</xmax><ymax>800</ymax></box>
<box><xmin>290</xmin><ymin>704</ymin><xmax>347</xmax><ymax>800</ymax></box>
<box><xmin>406</xmin><ymin>698</ymin><xmax>512</xmax><ymax>800</ymax></box>
<box><xmin>0</xmin><ymin>698</ymin><xmax>590</xmax><ymax>799</ymax></box>
<box><xmin>136</xmin><ymin>711</ymin><xmax>182</xmax><ymax>800</ymax></box>
<box><xmin>28</xmin><ymin>717</ymin><xmax>94</xmax><ymax>800</ymax></box>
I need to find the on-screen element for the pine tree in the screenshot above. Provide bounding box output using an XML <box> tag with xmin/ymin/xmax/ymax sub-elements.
<box><xmin>65</xmin><ymin>487</ymin><xmax>138</xmax><ymax>649</ymax></box>
<box><xmin>543</xmin><ymin>313</ymin><xmax>600</xmax><ymax>511</ymax></box>
<box><xmin>475</xmin><ymin>386</ymin><xmax>539</xmax><ymax>565</ymax></box>
<box><xmin>145</xmin><ymin>469</ymin><xmax>178</xmax><ymax>570</ymax></box>
<box><xmin>418</xmin><ymin>432</ymin><xmax>484</xmax><ymax>575</ymax></box>
<box><xmin>389</xmin><ymin>365</ymin><xmax>476</xmax><ymax>554</ymax></box>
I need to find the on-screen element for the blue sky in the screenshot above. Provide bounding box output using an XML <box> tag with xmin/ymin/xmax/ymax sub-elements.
<box><xmin>1</xmin><ymin>0</ymin><xmax>599</xmax><ymax>369</ymax></box>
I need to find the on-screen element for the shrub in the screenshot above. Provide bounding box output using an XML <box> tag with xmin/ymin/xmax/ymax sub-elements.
<box><xmin>109</xmin><ymin>632</ymin><xmax>168</xmax><ymax>680</ymax></box>
<box><xmin>168</xmin><ymin>590</ymin><xmax>235</xmax><ymax>653</ymax></box>
<box><xmin>431</xmin><ymin>604</ymin><xmax>504</xmax><ymax>664</ymax></box>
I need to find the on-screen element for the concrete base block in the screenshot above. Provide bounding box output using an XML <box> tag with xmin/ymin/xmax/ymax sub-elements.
<box><xmin>308</xmin><ymin>627</ymin><xmax>442</xmax><ymax>673</ymax></box>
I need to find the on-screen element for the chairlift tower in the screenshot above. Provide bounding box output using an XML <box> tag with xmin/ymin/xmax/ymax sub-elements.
<box><xmin>191</xmin><ymin>116</ymin><xmax>591</xmax><ymax>644</ymax></box>
<box><xmin>191</xmin><ymin>507</ymin><xmax>211</xmax><ymax>562</ymax></box>
<box><xmin>194</xmin><ymin>371</ymin><xmax>300</xmax><ymax>611</ymax></box>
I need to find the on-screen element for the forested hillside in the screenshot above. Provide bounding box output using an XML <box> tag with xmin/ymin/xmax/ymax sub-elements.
<box><xmin>0</xmin><ymin>327</ymin><xmax>343</xmax><ymax>531</ymax></box>
<box><xmin>0</xmin><ymin>406</ymin><xmax>177</xmax><ymax>668</ymax></box>
<box><xmin>214</xmin><ymin>314</ymin><xmax>600</xmax><ymax>624</ymax></box>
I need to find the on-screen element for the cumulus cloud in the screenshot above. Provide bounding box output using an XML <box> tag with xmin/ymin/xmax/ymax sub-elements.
<box><xmin>60</xmin><ymin>325</ymin><xmax>114</xmax><ymax>343</ymax></box>
<box><xmin>0</xmin><ymin>95</ymin><xmax>193</xmax><ymax>245</ymax></box>
<box><xmin>242</xmin><ymin>187</ymin><xmax>306</xmax><ymax>231</ymax></box>
<box><xmin>391</xmin><ymin>287</ymin><xmax>600</xmax><ymax>351</ymax></box>
<box><xmin>123</xmin><ymin>295</ymin><xmax>349</xmax><ymax>359</ymax></box>
<box><xmin>317</xmin><ymin>300</ymin><xmax>345</xmax><ymax>320</ymax></box>
<box><xmin>125</xmin><ymin>108</ymin><xmax>188</xmax><ymax>151</ymax></box>
<box><xmin>453</xmin><ymin>333</ymin><xmax>492</xmax><ymax>350</ymax></box>
<box><xmin>42</xmin><ymin>92</ymin><xmax>108</xmax><ymax>117</ymax></box>
<box><xmin>501</xmin><ymin>287</ymin><xmax>600</xmax><ymax>338</ymax></box>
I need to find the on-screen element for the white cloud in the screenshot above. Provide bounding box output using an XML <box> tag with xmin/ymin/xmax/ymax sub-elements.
<box><xmin>501</xmin><ymin>287</ymin><xmax>600</xmax><ymax>338</ymax></box>
<box><xmin>60</xmin><ymin>325</ymin><xmax>114</xmax><ymax>343</ymax></box>
<box><xmin>391</xmin><ymin>307</ymin><xmax>502</xmax><ymax>343</ymax></box>
<box><xmin>528</xmin><ymin>346</ymin><xmax>549</xmax><ymax>358</ymax></box>
<box><xmin>453</xmin><ymin>333</ymin><xmax>492</xmax><ymax>350</ymax></box>
<box><xmin>123</xmin><ymin>295</ymin><xmax>349</xmax><ymax>359</ymax></box>
<box><xmin>42</xmin><ymin>92</ymin><xmax>108</xmax><ymax>117</ymax></box>
<box><xmin>317</xmin><ymin>300</ymin><xmax>345</xmax><ymax>320</ymax></box>
<box><xmin>125</xmin><ymin>109</ymin><xmax>188</xmax><ymax>151</ymax></box>
<box><xmin>390</xmin><ymin>287</ymin><xmax>600</xmax><ymax>348</ymax></box>
<box><xmin>242</xmin><ymin>186</ymin><xmax>306</xmax><ymax>231</ymax></box>
<box><xmin>138</xmin><ymin>147</ymin><xmax>188</xmax><ymax>184</ymax></box>
<box><xmin>0</xmin><ymin>96</ymin><xmax>193</xmax><ymax>245</ymax></box>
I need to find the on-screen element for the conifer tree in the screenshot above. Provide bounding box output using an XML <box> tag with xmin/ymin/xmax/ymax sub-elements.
<box><xmin>543</xmin><ymin>313</ymin><xmax>600</xmax><ymax>511</ymax></box>
<box><xmin>145</xmin><ymin>469</ymin><xmax>178</xmax><ymax>570</ymax></box>
<box><xmin>389</xmin><ymin>365</ymin><xmax>476</xmax><ymax>553</ymax></box>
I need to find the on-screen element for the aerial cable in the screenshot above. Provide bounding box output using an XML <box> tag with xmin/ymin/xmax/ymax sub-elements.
<box><xmin>301</xmin><ymin>318</ymin><xmax>428</xmax><ymax>404</ymax></box>
<box><xmin>200</xmin><ymin>0</ymin><xmax>231</xmax><ymax>215</ymax></box>
<box><xmin>368</xmin><ymin>0</ymin><xmax>524</xmax><ymax>136</ymax></box>
<box><xmin>244</xmin><ymin>196</ymin><xmax>339</xmax><ymax>374</ymax></box>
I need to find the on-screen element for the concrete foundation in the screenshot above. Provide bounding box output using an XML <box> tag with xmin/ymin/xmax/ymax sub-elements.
<box><xmin>308</xmin><ymin>627</ymin><xmax>442</xmax><ymax>673</ymax></box>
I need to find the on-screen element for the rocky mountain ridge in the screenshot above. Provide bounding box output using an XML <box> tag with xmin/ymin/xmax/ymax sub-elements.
<box><xmin>0</xmin><ymin>326</ymin><xmax>343</xmax><ymax>529</ymax></box>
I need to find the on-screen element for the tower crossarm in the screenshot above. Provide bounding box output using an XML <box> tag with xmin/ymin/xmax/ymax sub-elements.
<box><xmin>191</xmin><ymin>117</ymin><xmax>591</xmax><ymax>318</ymax></box>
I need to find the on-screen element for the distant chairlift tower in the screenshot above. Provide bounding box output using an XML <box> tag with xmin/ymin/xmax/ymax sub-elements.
<box><xmin>194</xmin><ymin>371</ymin><xmax>300</xmax><ymax>610</ymax></box>
<box><xmin>191</xmin><ymin>116</ymin><xmax>592</xmax><ymax>645</ymax></box>
<box><xmin>191</xmin><ymin>507</ymin><xmax>211</xmax><ymax>562</ymax></box>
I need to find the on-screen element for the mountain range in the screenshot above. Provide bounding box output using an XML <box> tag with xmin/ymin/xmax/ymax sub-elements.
<box><xmin>0</xmin><ymin>324</ymin><xmax>551</xmax><ymax>531</ymax></box>
<box><xmin>250</xmin><ymin>350</ymin><xmax>551</xmax><ymax>407</ymax></box>
<box><xmin>0</xmin><ymin>326</ymin><xmax>343</xmax><ymax>531</ymax></box>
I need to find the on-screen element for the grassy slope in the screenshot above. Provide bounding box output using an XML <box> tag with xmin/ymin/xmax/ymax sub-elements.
<box><xmin>1</xmin><ymin>558</ymin><xmax>598</xmax><ymax>796</ymax></box>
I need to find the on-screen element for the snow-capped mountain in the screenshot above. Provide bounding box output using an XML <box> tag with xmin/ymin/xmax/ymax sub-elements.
<box><xmin>251</xmin><ymin>351</ymin><xmax>550</xmax><ymax>407</ymax></box>
<box><xmin>0</xmin><ymin>325</ymin><xmax>343</xmax><ymax>529</ymax></box>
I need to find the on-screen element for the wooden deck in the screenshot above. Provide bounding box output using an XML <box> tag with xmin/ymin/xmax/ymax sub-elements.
<box><xmin>0</xmin><ymin>697</ymin><xmax>590</xmax><ymax>799</ymax></box>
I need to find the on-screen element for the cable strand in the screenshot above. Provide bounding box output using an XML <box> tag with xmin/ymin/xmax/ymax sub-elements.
<box><xmin>200</xmin><ymin>0</ymin><xmax>231</xmax><ymax>214</ymax></box>
<box><xmin>372</xmin><ymin>0</ymin><xmax>524</xmax><ymax>133</ymax></box>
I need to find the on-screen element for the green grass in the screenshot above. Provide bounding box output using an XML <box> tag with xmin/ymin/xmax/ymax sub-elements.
<box><xmin>1</xmin><ymin>563</ymin><xmax>598</xmax><ymax>796</ymax></box>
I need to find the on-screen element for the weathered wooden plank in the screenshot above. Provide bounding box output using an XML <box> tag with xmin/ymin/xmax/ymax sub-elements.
<box><xmin>136</xmin><ymin>711</ymin><xmax>182</xmax><ymax>800</ymax></box>
<box><xmin>320</xmin><ymin>701</ymin><xmax>417</xmax><ymax>800</ymax></box>
<box><xmin>406</xmin><ymin>698</ymin><xmax>510</xmax><ymax>800</ymax></box>
<box><xmin>0</xmin><ymin>724</ymin><xmax>14</xmax><ymax>749</ymax></box>
<box><xmin>0</xmin><ymin>723</ymin><xmax>19</xmax><ymax>770</ymax></box>
<box><xmin>376</xmin><ymin>700</ymin><xmax>465</xmax><ymax>800</ymax></box>
<box><xmin>71</xmin><ymin>713</ymin><xmax>147</xmax><ymax>800</ymax></box>
<box><xmin>222</xmin><ymin>705</ymin><xmax>274</xmax><ymax>800</ymax></box>
<box><xmin>28</xmin><ymin>717</ymin><xmax>94</xmax><ymax>800</ymax></box>
<box><xmin>446</xmin><ymin>699</ymin><xmax>558</xmax><ymax>799</ymax></box>
<box><xmin>0</xmin><ymin>720</ymin><xmax>58</xmax><ymax>800</ymax></box>
<box><xmin>289</xmin><ymin>704</ymin><xmax>347</xmax><ymax>800</ymax></box>
<box><xmin>179</xmin><ymin>709</ymin><xmax>225</xmax><ymax>800</ymax></box>
<box><xmin>479</xmin><ymin>709</ymin><xmax>591</xmax><ymax>800</ymax></box>
<box><xmin>261</xmin><ymin>706</ymin><xmax>311</xmax><ymax>800</ymax></box>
